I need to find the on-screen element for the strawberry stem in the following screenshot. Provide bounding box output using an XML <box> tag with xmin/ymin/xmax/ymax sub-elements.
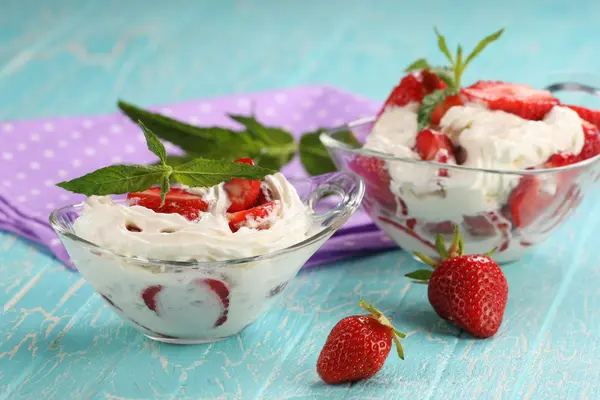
<box><xmin>358</xmin><ymin>299</ymin><xmax>406</xmax><ymax>360</ymax></box>
<box><xmin>413</xmin><ymin>252</ymin><xmax>438</xmax><ymax>267</ymax></box>
<box><xmin>435</xmin><ymin>235</ymin><xmax>448</xmax><ymax>260</ymax></box>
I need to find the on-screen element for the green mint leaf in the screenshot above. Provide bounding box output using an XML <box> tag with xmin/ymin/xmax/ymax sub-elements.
<box><xmin>153</xmin><ymin>155</ymin><xmax>197</xmax><ymax>167</ymax></box>
<box><xmin>118</xmin><ymin>100</ymin><xmax>257</xmax><ymax>159</ymax></box>
<box><xmin>405</xmin><ymin>269</ymin><xmax>433</xmax><ymax>281</ymax></box>
<box><xmin>404</xmin><ymin>58</ymin><xmax>431</xmax><ymax>72</ymax></box>
<box><xmin>299</xmin><ymin>130</ymin><xmax>337</xmax><ymax>176</ymax></box>
<box><xmin>171</xmin><ymin>158</ymin><xmax>275</xmax><ymax>188</ymax></box>
<box><xmin>464</xmin><ymin>28</ymin><xmax>504</xmax><ymax>68</ymax></box>
<box><xmin>138</xmin><ymin>120</ymin><xmax>167</xmax><ymax>165</ymax></box>
<box><xmin>434</xmin><ymin>27</ymin><xmax>454</xmax><ymax>65</ymax></box>
<box><xmin>417</xmin><ymin>88</ymin><xmax>458</xmax><ymax>131</ymax></box>
<box><xmin>228</xmin><ymin>114</ymin><xmax>294</xmax><ymax>146</ymax></box>
<box><xmin>454</xmin><ymin>45</ymin><xmax>464</xmax><ymax>87</ymax></box>
<box><xmin>56</xmin><ymin>165</ymin><xmax>171</xmax><ymax>196</ymax></box>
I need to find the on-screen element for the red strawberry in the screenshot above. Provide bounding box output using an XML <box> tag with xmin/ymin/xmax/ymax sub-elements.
<box><xmin>461</xmin><ymin>81</ymin><xmax>559</xmax><ymax>120</ymax></box>
<box><xmin>407</xmin><ymin>226</ymin><xmax>508</xmax><ymax>338</ymax></box>
<box><xmin>430</xmin><ymin>94</ymin><xmax>463</xmax><ymax>126</ymax></box>
<box><xmin>317</xmin><ymin>299</ymin><xmax>405</xmax><ymax>384</ymax></box>
<box><xmin>381</xmin><ymin>74</ymin><xmax>427</xmax><ymax>111</ymax></box>
<box><xmin>141</xmin><ymin>285</ymin><xmax>163</xmax><ymax>314</ymax></box>
<box><xmin>424</xmin><ymin>221</ymin><xmax>455</xmax><ymax>236</ymax></box>
<box><xmin>224</xmin><ymin>158</ymin><xmax>262</xmax><ymax>212</ymax></box>
<box><xmin>127</xmin><ymin>188</ymin><xmax>208</xmax><ymax>221</ymax></box>
<box><xmin>414</xmin><ymin>129</ymin><xmax>454</xmax><ymax>161</ymax></box>
<box><xmin>566</xmin><ymin>104</ymin><xmax>600</xmax><ymax>128</ymax></box>
<box><xmin>349</xmin><ymin>156</ymin><xmax>396</xmax><ymax>209</ymax></box>
<box><xmin>544</xmin><ymin>152</ymin><xmax>577</xmax><ymax>168</ymax></box>
<box><xmin>227</xmin><ymin>200</ymin><xmax>279</xmax><ymax>232</ymax></box>
<box><xmin>578</xmin><ymin>122</ymin><xmax>600</xmax><ymax>162</ymax></box>
<box><xmin>420</xmin><ymin>69</ymin><xmax>447</xmax><ymax>93</ymax></box>
<box><xmin>507</xmin><ymin>175</ymin><xmax>553</xmax><ymax>228</ymax></box>
<box><xmin>463</xmin><ymin>215</ymin><xmax>496</xmax><ymax>237</ymax></box>
<box><xmin>196</xmin><ymin>278</ymin><xmax>230</xmax><ymax>327</ymax></box>
<box><xmin>380</xmin><ymin>70</ymin><xmax>447</xmax><ymax>113</ymax></box>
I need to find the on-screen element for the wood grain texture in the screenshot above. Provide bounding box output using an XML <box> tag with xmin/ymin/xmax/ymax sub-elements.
<box><xmin>2</xmin><ymin>0</ymin><xmax>600</xmax><ymax>399</ymax></box>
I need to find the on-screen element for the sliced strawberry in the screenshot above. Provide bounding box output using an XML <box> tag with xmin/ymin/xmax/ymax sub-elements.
<box><xmin>430</xmin><ymin>94</ymin><xmax>463</xmax><ymax>126</ymax></box>
<box><xmin>544</xmin><ymin>152</ymin><xmax>577</xmax><ymax>168</ymax></box>
<box><xmin>578</xmin><ymin>122</ymin><xmax>600</xmax><ymax>161</ymax></box>
<box><xmin>414</xmin><ymin>129</ymin><xmax>454</xmax><ymax>161</ymax></box>
<box><xmin>349</xmin><ymin>156</ymin><xmax>396</xmax><ymax>210</ymax></box>
<box><xmin>141</xmin><ymin>285</ymin><xmax>163</xmax><ymax>314</ymax></box>
<box><xmin>224</xmin><ymin>158</ymin><xmax>262</xmax><ymax>213</ymax></box>
<box><xmin>461</xmin><ymin>81</ymin><xmax>559</xmax><ymax>120</ymax></box>
<box><xmin>424</xmin><ymin>221</ymin><xmax>454</xmax><ymax>235</ymax></box>
<box><xmin>508</xmin><ymin>176</ymin><xmax>554</xmax><ymax>228</ymax></box>
<box><xmin>254</xmin><ymin>185</ymin><xmax>273</xmax><ymax>206</ymax></box>
<box><xmin>227</xmin><ymin>200</ymin><xmax>279</xmax><ymax>232</ymax></box>
<box><xmin>421</xmin><ymin>69</ymin><xmax>447</xmax><ymax>93</ymax></box>
<box><xmin>463</xmin><ymin>215</ymin><xmax>496</xmax><ymax>237</ymax></box>
<box><xmin>127</xmin><ymin>188</ymin><xmax>208</xmax><ymax>221</ymax></box>
<box><xmin>380</xmin><ymin>70</ymin><xmax>447</xmax><ymax>115</ymax></box>
<box><xmin>196</xmin><ymin>278</ymin><xmax>230</xmax><ymax>327</ymax></box>
<box><xmin>565</xmin><ymin>105</ymin><xmax>600</xmax><ymax>128</ymax></box>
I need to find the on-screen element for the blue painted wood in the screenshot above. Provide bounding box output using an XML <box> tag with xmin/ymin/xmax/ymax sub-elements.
<box><xmin>2</xmin><ymin>0</ymin><xmax>600</xmax><ymax>398</ymax></box>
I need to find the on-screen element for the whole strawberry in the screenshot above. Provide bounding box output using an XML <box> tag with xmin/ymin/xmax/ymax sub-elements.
<box><xmin>317</xmin><ymin>299</ymin><xmax>405</xmax><ymax>384</ymax></box>
<box><xmin>406</xmin><ymin>226</ymin><xmax>508</xmax><ymax>338</ymax></box>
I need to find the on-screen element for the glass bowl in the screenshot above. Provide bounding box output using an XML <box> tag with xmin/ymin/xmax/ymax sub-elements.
<box><xmin>321</xmin><ymin>93</ymin><xmax>600</xmax><ymax>264</ymax></box>
<box><xmin>49</xmin><ymin>172</ymin><xmax>364</xmax><ymax>344</ymax></box>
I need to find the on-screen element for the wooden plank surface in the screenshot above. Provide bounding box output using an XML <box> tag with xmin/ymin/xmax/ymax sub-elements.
<box><xmin>2</xmin><ymin>0</ymin><xmax>600</xmax><ymax>398</ymax></box>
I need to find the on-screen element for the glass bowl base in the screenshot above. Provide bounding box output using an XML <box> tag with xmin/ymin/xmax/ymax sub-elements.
<box><xmin>144</xmin><ymin>334</ymin><xmax>227</xmax><ymax>345</ymax></box>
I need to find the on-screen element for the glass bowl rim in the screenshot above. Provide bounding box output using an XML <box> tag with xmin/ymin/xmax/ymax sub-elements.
<box><xmin>48</xmin><ymin>176</ymin><xmax>364</xmax><ymax>270</ymax></box>
<box><xmin>320</xmin><ymin>116</ymin><xmax>600</xmax><ymax>176</ymax></box>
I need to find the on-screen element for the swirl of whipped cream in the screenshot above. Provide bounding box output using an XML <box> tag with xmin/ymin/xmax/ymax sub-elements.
<box><xmin>73</xmin><ymin>172</ymin><xmax>311</xmax><ymax>261</ymax></box>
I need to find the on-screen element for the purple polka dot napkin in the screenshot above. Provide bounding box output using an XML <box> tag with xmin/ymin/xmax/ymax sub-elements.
<box><xmin>0</xmin><ymin>85</ymin><xmax>397</xmax><ymax>270</ymax></box>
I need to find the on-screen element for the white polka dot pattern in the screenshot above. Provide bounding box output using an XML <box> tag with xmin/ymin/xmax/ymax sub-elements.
<box><xmin>0</xmin><ymin>86</ymin><xmax>390</xmax><ymax>269</ymax></box>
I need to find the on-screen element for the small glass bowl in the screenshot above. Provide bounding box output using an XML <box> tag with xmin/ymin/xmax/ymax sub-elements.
<box><xmin>321</xmin><ymin>89</ymin><xmax>600</xmax><ymax>264</ymax></box>
<box><xmin>49</xmin><ymin>172</ymin><xmax>364</xmax><ymax>344</ymax></box>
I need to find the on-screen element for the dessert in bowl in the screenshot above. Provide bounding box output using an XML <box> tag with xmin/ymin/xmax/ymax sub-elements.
<box><xmin>50</xmin><ymin>125</ymin><xmax>364</xmax><ymax>343</ymax></box>
<box><xmin>321</xmin><ymin>29</ymin><xmax>600</xmax><ymax>264</ymax></box>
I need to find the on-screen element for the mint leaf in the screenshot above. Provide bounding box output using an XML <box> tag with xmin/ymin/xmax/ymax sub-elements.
<box><xmin>171</xmin><ymin>158</ymin><xmax>275</xmax><ymax>188</ymax></box>
<box><xmin>404</xmin><ymin>58</ymin><xmax>431</xmax><ymax>72</ymax></box>
<box><xmin>56</xmin><ymin>165</ymin><xmax>170</xmax><ymax>196</ymax></box>
<box><xmin>118</xmin><ymin>101</ymin><xmax>257</xmax><ymax>160</ymax></box>
<box><xmin>434</xmin><ymin>27</ymin><xmax>454</xmax><ymax>65</ymax></box>
<box><xmin>299</xmin><ymin>130</ymin><xmax>337</xmax><ymax>176</ymax></box>
<box><xmin>417</xmin><ymin>88</ymin><xmax>458</xmax><ymax>131</ymax></box>
<box><xmin>405</xmin><ymin>269</ymin><xmax>433</xmax><ymax>282</ymax></box>
<box><xmin>228</xmin><ymin>114</ymin><xmax>294</xmax><ymax>146</ymax></box>
<box><xmin>455</xmin><ymin>45</ymin><xmax>464</xmax><ymax>87</ymax></box>
<box><xmin>464</xmin><ymin>28</ymin><xmax>504</xmax><ymax>68</ymax></box>
<box><xmin>139</xmin><ymin>120</ymin><xmax>167</xmax><ymax>165</ymax></box>
<box><xmin>228</xmin><ymin>114</ymin><xmax>297</xmax><ymax>170</ymax></box>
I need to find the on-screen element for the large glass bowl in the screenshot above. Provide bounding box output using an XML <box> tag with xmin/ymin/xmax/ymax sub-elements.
<box><xmin>49</xmin><ymin>172</ymin><xmax>364</xmax><ymax>344</ymax></box>
<box><xmin>321</xmin><ymin>88</ymin><xmax>600</xmax><ymax>264</ymax></box>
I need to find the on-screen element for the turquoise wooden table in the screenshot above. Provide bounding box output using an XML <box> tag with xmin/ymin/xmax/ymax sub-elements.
<box><xmin>2</xmin><ymin>1</ymin><xmax>600</xmax><ymax>398</ymax></box>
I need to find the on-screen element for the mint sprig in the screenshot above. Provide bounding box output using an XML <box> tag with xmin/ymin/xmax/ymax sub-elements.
<box><xmin>405</xmin><ymin>27</ymin><xmax>504</xmax><ymax>129</ymax></box>
<box><xmin>117</xmin><ymin>100</ymin><xmax>352</xmax><ymax>177</ymax></box>
<box><xmin>56</xmin><ymin>121</ymin><xmax>275</xmax><ymax>203</ymax></box>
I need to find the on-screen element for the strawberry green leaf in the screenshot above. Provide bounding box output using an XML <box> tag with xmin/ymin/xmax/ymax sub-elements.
<box><xmin>431</xmin><ymin>69</ymin><xmax>456</xmax><ymax>89</ymax></box>
<box><xmin>56</xmin><ymin>165</ymin><xmax>171</xmax><ymax>197</ymax></box>
<box><xmin>434</xmin><ymin>27</ymin><xmax>454</xmax><ymax>65</ymax></box>
<box><xmin>464</xmin><ymin>28</ymin><xmax>504</xmax><ymax>68</ymax></box>
<box><xmin>454</xmin><ymin>45</ymin><xmax>464</xmax><ymax>87</ymax></box>
<box><xmin>171</xmin><ymin>158</ymin><xmax>275</xmax><ymax>188</ymax></box>
<box><xmin>404</xmin><ymin>58</ymin><xmax>431</xmax><ymax>72</ymax></box>
<box><xmin>138</xmin><ymin>120</ymin><xmax>167</xmax><ymax>165</ymax></box>
<box><xmin>417</xmin><ymin>88</ymin><xmax>458</xmax><ymax>131</ymax></box>
<box><xmin>405</xmin><ymin>269</ymin><xmax>433</xmax><ymax>281</ymax></box>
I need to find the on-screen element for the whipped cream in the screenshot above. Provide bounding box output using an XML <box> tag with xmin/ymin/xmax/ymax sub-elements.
<box><xmin>73</xmin><ymin>172</ymin><xmax>311</xmax><ymax>261</ymax></box>
<box><xmin>364</xmin><ymin>103</ymin><xmax>585</xmax><ymax>221</ymax></box>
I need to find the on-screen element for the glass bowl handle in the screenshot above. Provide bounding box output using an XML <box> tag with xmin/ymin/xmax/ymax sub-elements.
<box><xmin>306</xmin><ymin>171</ymin><xmax>365</xmax><ymax>228</ymax></box>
